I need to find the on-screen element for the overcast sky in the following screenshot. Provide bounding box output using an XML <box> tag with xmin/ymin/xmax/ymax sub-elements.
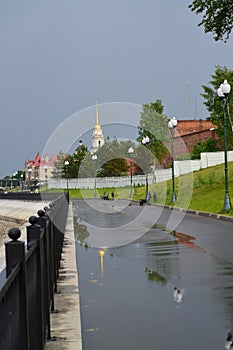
<box><xmin>0</xmin><ymin>0</ymin><xmax>233</xmax><ymax>178</ymax></box>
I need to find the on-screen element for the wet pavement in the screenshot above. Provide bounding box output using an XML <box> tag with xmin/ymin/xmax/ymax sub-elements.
<box><xmin>73</xmin><ymin>199</ymin><xmax>233</xmax><ymax>350</ymax></box>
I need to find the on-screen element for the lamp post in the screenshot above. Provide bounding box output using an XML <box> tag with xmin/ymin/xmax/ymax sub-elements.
<box><xmin>168</xmin><ymin>117</ymin><xmax>177</xmax><ymax>204</ymax></box>
<box><xmin>142</xmin><ymin>136</ymin><xmax>150</xmax><ymax>200</ymax></box>
<box><xmin>64</xmin><ymin>160</ymin><xmax>69</xmax><ymax>193</ymax></box>
<box><xmin>20</xmin><ymin>173</ymin><xmax>24</xmax><ymax>191</ymax></box>
<box><xmin>28</xmin><ymin>168</ymin><xmax>32</xmax><ymax>191</ymax></box>
<box><xmin>128</xmin><ymin>147</ymin><xmax>134</xmax><ymax>198</ymax></box>
<box><xmin>217</xmin><ymin>79</ymin><xmax>231</xmax><ymax>211</ymax></box>
<box><xmin>44</xmin><ymin>166</ymin><xmax>48</xmax><ymax>191</ymax></box>
<box><xmin>92</xmin><ymin>154</ymin><xmax>98</xmax><ymax>198</ymax></box>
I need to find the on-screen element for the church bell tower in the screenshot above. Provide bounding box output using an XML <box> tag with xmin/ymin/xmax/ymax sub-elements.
<box><xmin>91</xmin><ymin>102</ymin><xmax>104</xmax><ymax>152</ymax></box>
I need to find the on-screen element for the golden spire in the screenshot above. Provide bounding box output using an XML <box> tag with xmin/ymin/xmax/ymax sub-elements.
<box><xmin>96</xmin><ymin>101</ymin><xmax>99</xmax><ymax>126</ymax></box>
<box><xmin>94</xmin><ymin>101</ymin><xmax>101</xmax><ymax>130</ymax></box>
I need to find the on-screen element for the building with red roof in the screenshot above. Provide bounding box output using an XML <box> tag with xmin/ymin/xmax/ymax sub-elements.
<box><xmin>25</xmin><ymin>153</ymin><xmax>59</xmax><ymax>184</ymax></box>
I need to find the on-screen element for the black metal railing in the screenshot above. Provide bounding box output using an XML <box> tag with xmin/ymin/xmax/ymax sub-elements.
<box><xmin>0</xmin><ymin>191</ymin><xmax>66</xmax><ymax>202</ymax></box>
<box><xmin>0</xmin><ymin>192</ymin><xmax>69</xmax><ymax>350</ymax></box>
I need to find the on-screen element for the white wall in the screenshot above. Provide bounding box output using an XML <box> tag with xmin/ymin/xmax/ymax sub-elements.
<box><xmin>48</xmin><ymin>174</ymin><xmax>155</xmax><ymax>189</ymax></box>
<box><xmin>48</xmin><ymin>151</ymin><xmax>233</xmax><ymax>188</ymax></box>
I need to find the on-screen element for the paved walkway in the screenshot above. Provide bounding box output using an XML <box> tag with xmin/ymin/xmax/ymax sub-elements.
<box><xmin>45</xmin><ymin>202</ymin><xmax>82</xmax><ymax>350</ymax></box>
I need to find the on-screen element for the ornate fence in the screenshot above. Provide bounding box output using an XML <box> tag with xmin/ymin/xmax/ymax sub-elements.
<box><xmin>0</xmin><ymin>193</ymin><xmax>69</xmax><ymax>350</ymax></box>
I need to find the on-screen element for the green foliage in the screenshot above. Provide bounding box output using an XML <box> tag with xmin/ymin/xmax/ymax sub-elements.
<box><xmin>51</xmin><ymin>151</ymin><xmax>65</xmax><ymax>178</ymax></box>
<box><xmin>78</xmin><ymin>152</ymin><xmax>96</xmax><ymax>178</ymax></box>
<box><xmin>66</xmin><ymin>162</ymin><xmax>233</xmax><ymax>216</ymax></box>
<box><xmin>201</xmin><ymin>66</ymin><xmax>233</xmax><ymax>149</ymax></box>
<box><xmin>191</xmin><ymin>138</ymin><xmax>220</xmax><ymax>159</ymax></box>
<box><xmin>138</xmin><ymin>100</ymin><xmax>169</xmax><ymax>163</ymax></box>
<box><xmin>189</xmin><ymin>0</ymin><xmax>233</xmax><ymax>42</ymax></box>
<box><xmin>95</xmin><ymin>138</ymin><xmax>129</xmax><ymax>177</ymax></box>
<box><xmin>61</xmin><ymin>145</ymin><xmax>90</xmax><ymax>179</ymax></box>
<box><xmin>132</xmin><ymin>143</ymin><xmax>154</xmax><ymax>175</ymax></box>
<box><xmin>98</xmin><ymin>158</ymin><xmax>128</xmax><ymax>177</ymax></box>
<box><xmin>175</xmin><ymin>153</ymin><xmax>191</xmax><ymax>161</ymax></box>
<box><xmin>193</xmin><ymin>171</ymin><xmax>221</xmax><ymax>189</ymax></box>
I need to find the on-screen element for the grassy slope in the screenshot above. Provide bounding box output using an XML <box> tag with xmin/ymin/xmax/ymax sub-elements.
<box><xmin>67</xmin><ymin>162</ymin><xmax>233</xmax><ymax>216</ymax></box>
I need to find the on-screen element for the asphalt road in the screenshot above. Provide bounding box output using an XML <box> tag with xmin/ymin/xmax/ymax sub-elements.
<box><xmin>155</xmin><ymin>205</ymin><xmax>233</xmax><ymax>264</ymax></box>
<box><xmin>74</xmin><ymin>198</ymin><xmax>233</xmax><ymax>263</ymax></box>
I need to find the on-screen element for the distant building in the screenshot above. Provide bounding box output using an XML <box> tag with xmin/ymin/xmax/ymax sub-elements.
<box><xmin>175</xmin><ymin>119</ymin><xmax>218</xmax><ymax>155</ymax></box>
<box><xmin>25</xmin><ymin>153</ymin><xmax>58</xmax><ymax>183</ymax></box>
<box><xmin>91</xmin><ymin>102</ymin><xmax>104</xmax><ymax>152</ymax></box>
<box><xmin>163</xmin><ymin>119</ymin><xmax>218</xmax><ymax>167</ymax></box>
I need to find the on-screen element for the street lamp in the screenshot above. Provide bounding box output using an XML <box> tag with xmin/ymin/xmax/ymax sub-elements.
<box><xmin>92</xmin><ymin>154</ymin><xmax>98</xmax><ymax>198</ymax></box>
<box><xmin>28</xmin><ymin>168</ymin><xmax>32</xmax><ymax>190</ymax></box>
<box><xmin>64</xmin><ymin>160</ymin><xmax>69</xmax><ymax>193</ymax></box>
<box><xmin>142</xmin><ymin>136</ymin><xmax>150</xmax><ymax>200</ymax></box>
<box><xmin>44</xmin><ymin>166</ymin><xmax>48</xmax><ymax>191</ymax></box>
<box><xmin>20</xmin><ymin>173</ymin><xmax>24</xmax><ymax>191</ymax></box>
<box><xmin>168</xmin><ymin>116</ymin><xmax>177</xmax><ymax>204</ymax></box>
<box><xmin>217</xmin><ymin>79</ymin><xmax>231</xmax><ymax>211</ymax></box>
<box><xmin>128</xmin><ymin>147</ymin><xmax>134</xmax><ymax>198</ymax></box>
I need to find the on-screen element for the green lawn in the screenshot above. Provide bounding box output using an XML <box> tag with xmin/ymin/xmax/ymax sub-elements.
<box><xmin>65</xmin><ymin>162</ymin><xmax>233</xmax><ymax>216</ymax></box>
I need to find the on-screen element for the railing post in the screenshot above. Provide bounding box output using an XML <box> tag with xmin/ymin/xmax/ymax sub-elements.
<box><xmin>37</xmin><ymin>209</ymin><xmax>52</xmax><ymax>340</ymax></box>
<box><xmin>45</xmin><ymin>204</ymin><xmax>57</xmax><ymax>312</ymax></box>
<box><xmin>5</xmin><ymin>228</ymin><xmax>29</xmax><ymax>350</ymax></box>
<box><xmin>27</xmin><ymin>216</ymin><xmax>44</xmax><ymax>350</ymax></box>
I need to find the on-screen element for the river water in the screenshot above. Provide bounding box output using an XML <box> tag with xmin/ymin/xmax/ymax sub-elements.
<box><xmin>73</xmin><ymin>199</ymin><xmax>233</xmax><ymax>350</ymax></box>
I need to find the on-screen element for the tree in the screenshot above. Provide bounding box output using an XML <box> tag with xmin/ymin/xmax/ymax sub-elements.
<box><xmin>138</xmin><ymin>100</ymin><xmax>169</xmax><ymax>163</ymax></box>
<box><xmin>97</xmin><ymin>158</ymin><xmax>128</xmax><ymax>177</ymax></box>
<box><xmin>132</xmin><ymin>144</ymin><xmax>154</xmax><ymax>176</ymax></box>
<box><xmin>201</xmin><ymin>65</ymin><xmax>233</xmax><ymax>149</ymax></box>
<box><xmin>191</xmin><ymin>138</ymin><xmax>220</xmax><ymax>159</ymax></box>
<box><xmin>51</xmin><ymin>151</ymin><xmax>65</xmax><ymax>178</ymax></box>
<box><xmin>189</xmin><ymin>0</ymin><xmax>233</xmax><ymax>42</ymax></box>
<box><xmin>96</xmin><ymin>138</ymin><xmax>128</xmax><ymax>177</ymax></box>
<box><xmin>65</xmin><ymin>144</ymin><xmax>90</xmax><ymax>178</ymax></box>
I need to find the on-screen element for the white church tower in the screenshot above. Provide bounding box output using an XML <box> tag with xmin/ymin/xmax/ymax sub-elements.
<box><xmin>91</xmin><ymin>102</ymin><xmax>104</xmax><ymax>152</ymax></box>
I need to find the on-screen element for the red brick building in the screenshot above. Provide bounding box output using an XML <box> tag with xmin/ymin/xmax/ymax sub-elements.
<box><xmin>125</xmin><ymin>119</ymin><xmax>218</xmax><ymax>172</ymax></box>
<box><xmin>174</xmin><ymin>119</ymin><xmax>218</xmax><ymax>155</ymax></box>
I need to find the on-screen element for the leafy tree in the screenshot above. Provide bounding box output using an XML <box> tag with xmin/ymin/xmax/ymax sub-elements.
<box><xmin>97</xmin><ymin>158</ymin><xmax>128</xmax><ymax>177</ymax></box>
<box><xmin>189</xmin><ymin>0</ymin><xmax>233</xmax><ymax>42</ymax></box>
<box><xmin>132</xmin><ymin>144</ymin><xmax>154</xmax><ymax>176</ymax></box>
<box><xmin>79</xmin><ymin>152</ymin><xmax>96</xmax><ymax>178</ymax></box>
<box><xmin>51</xmin><ymin>151</ymin><xmax>65</xmax><ymax>178</ymax></box>
<box><xmin>96</xmin><ymin>138</ymin><xmax>128</xmax><ymax>177</ymax></box>
<box><xmin>191</xmin><ymin>138</ymin><xmax>220</xmax><ymax>159</ymax></box>
<box><xmin>138</xmin><ymin>100</ymin><xmax>169</xmax><ymax>163</ymax></box>
<box><xmin>201</xmin><ymin>65</ymin><xmax>233</xmax><ymax>149</ymax></box>
<box><xmin>118</xmin><ymin>139</ymin><xmax>135</xmax><ymax>157</ymax></box>
<box><xmin>64</xmin><ymin>144</ymin><xmax>90</xmax><ymax>178</ymax></box>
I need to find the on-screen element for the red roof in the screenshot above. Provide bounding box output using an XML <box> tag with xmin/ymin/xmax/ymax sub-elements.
<box><xmin>25</xmin><ymin>153</ymin><xmax>58</xmax><ymax>167</ymax></box>
<box><xmin>175</xmin><ymin>120</ymin><xmax>217</xmax><ymax>137</ymax></box>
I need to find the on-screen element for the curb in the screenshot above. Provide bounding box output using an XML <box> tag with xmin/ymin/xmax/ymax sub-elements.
<box><xmin>127</xmin><ymin>198</ymin><xmax>233</xmax><ymax>223</ymax></box>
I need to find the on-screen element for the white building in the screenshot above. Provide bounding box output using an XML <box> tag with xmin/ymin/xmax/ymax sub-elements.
<box><xmin>91</xmin><ymin>102</ymin><xmax>104</xmax><ymax>152</ymax></box>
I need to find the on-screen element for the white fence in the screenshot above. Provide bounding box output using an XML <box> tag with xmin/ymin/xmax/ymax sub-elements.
<box><xmin>48</xmin><ymin>174</ymin><xmax>155</xmax><ymax>190</ymax></box>
<box><xmin>150</xmin><ymin>151</ymin><xmax>233</xmax><ymax>184</ymax></box>
<box><xmin>48</xmin><ymin>151</ymin><xmax>233</xmax><ymax>189</ymax></box>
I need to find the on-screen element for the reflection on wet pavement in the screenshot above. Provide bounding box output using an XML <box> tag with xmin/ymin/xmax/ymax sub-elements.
<box><xmin>74</xmin><ymin>200</ymin><xmax>233</xmax><ymax>350</ymax></box>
